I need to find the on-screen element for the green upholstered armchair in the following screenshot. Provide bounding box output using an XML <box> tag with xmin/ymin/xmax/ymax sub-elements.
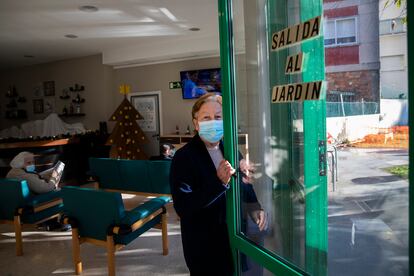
<box><xmin>0</xmin><ymin>178</ymin><xmax>64</xmax><ymax>256</ymax></box>
<box><xmin>88</xmin><ymin>158</ymin><xmax>171</xmax><ymax>196</ymax></box>
<box><xmin>61</xmin><ymin>186</ymin><xmax>170</xmax><ymax>276</ymax></box>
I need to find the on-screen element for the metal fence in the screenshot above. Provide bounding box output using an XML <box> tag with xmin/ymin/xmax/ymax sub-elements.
<box><xmin>326</xmin><ymin>101</ymin><xmax>379</xmax><ymax>117</ymax></box>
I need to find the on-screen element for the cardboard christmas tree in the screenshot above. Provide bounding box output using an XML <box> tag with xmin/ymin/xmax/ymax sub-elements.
<box><xmin>106</xmin><ymin>85</ymin><xmax>148</xmax><ymax>159</ymax></box>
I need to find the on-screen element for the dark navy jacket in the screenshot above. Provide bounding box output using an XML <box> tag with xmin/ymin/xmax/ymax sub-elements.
<box><xmin>170</xmin><ymin>134</ymin><xmax>259</xmax><ymax>275</ymax></box>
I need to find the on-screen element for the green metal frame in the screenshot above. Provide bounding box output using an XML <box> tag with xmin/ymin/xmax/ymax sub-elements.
<box><xmin>219</xmin><ymin>0</ymin><xmax>327</xmax><ymax>275</ymax></box>
<box><xmin>219</xmin><ymin>1</ymin><xmax>302</xmax><ymax>275</ymax></box>
<box><xmin>218</xmin><ymin>0</ymin><xmax>240</xmax><ymax>273</ymax></box>
<box><xmin>301</xmin><ymin>1</ymin><xmax>327</xmax><ymax>276</ymax></box>
<box><xmin>408</xmin><ymin>2</ymin><xmax>413</xmax><ymax>276</ymax></box>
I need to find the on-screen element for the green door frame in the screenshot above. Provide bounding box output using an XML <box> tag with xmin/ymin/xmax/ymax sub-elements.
<box><xmin>408</xmin><ymin>2</ymin><xmax>413</xmax><ymax>276</ymax></box>
<box><xmin>301</xmin><ymin>1</ymin><xmax>327</xmax><ymax>275</ymax></box>
<box><xmin>218</xmin><ymin>0</ymin><xmax>326</xmax><ymax>275</ymax></box>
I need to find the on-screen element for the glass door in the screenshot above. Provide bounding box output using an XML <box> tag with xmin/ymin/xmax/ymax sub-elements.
<box><xmin>219</xmin><ymin>0</ymin><xmax>327</xmax><ymax>275</ymax></box>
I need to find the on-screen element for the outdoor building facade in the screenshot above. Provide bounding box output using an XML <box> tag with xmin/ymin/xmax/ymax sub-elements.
<box><xmin>379</xmin><ymin>0</ymin><xmax>408</xmax><ymax>99</ymax></box>
<box><xmin>324</xmin><ymin>0</ymin><xmax>380</xmax><ymax>116</ymax></box>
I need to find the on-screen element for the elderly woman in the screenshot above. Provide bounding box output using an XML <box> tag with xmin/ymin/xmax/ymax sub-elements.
<box><xmin>6</xmin><ymin>151</ymin><xmax>59</xmax><ymax>194</ymax></box>
<box><xmin>170</xmin><ymin>93</ymin><xmax>266</xmax><ymax>275</ymax></box>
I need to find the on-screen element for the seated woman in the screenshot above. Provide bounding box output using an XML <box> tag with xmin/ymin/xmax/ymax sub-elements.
<box><xmin>6</xmin><ymin>151</ymin><xmax>69</xmax><ymax>231</ymax></box>
<box><xmin>6</xmin><ymin>151</ymin><xmax>59</xmax><ymax>194</ymax></box>
<box><xmin>150</xmin><ymin>143</ymin><xmax>175</xmax><ymax>161</ymax></box>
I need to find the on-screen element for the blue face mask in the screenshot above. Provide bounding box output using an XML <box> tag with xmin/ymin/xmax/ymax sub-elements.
<box><xmin>198</xmin><ymin>120</ymin><xmax>224</xmax><ymax>143</ymax></box>
<box><xmin>25</xmin><ymin>165</ymin><xmax>36</xmax><ymax>173</ymax></box>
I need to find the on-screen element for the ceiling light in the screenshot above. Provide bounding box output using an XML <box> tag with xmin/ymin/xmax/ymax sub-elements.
<box><xmin>24</xmin><ymin>55</ymin><xmax>34</xmax><ymax>58</ymax></box>
<box><xmin>148</xmin><ymin>8</ymin><xmax>159</xmax><ymax>13</ymax></box>
<box><xmin>159</xmin><ymin>8</ymin><xmax>178</xmax><ymax>22</ymax></box>
<box><xmin>79</xmin><ymin>5</ymin><xmax>99</xmax><ymax>12</ymax></box>
<box><xmin>64</xmin><ymin>34</ymin><xmax>78</xmax><ymax>39</ymax></box>
<box><xmin>189</xmin><ymin>27</ymin><xmax>200</xmax><ymax>32</ymax></box>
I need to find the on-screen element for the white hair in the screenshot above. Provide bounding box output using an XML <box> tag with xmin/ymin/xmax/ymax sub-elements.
<box><xmin>10</xmin><ymin>151</ymin><xmax>34</xmax><ymax>169</ymax></box>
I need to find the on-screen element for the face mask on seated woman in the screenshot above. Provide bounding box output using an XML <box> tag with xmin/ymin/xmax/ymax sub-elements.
<box><xmin>25</xmin><ymin>164</ymin><xmax>36</xmax><ymax>173</ymax></box>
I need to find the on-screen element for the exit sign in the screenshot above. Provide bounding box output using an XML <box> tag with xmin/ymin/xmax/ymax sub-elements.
<box><xmin>169</xmin><ymin>81</ymin><xmax>182</xmax><ymax>89</ymax></box>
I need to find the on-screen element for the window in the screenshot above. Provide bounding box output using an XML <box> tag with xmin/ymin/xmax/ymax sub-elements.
<box><xmin>379</xmin><ymin>18</ymin><xmax>406</xmax><ymax>35</ymax></box>
<box><xmin>381</xmin><ymin>55</ymin><xmax>405</xmax><ymax>71</ymax></box>
<box><xmin>324</xmin><ymin>17</ymin><xmax>357</xmax><ymax>46</ymax></box>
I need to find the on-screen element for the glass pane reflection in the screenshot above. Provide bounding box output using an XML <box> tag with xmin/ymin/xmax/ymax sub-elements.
<box><xmin>240</xmin><ymin>250</ymin><xmax>274</xmax><ymax>276</ymax></box>
<box><xmin>232</xmin><ymin>0</ymin><xmax>307</xmax><ymax>271</ymax></box>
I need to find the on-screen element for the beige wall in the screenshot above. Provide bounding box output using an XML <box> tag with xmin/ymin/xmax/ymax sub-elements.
<box><xmin>0</xmin><ymin>54</ymin><xmax>220</xmax><ymax>135</ymax></box>
<box><xmin>0</xmin><ymin>55</ymin><xmax>113</xmax><ymax>131</ymax></box>
<box><xmin>112</xmin><ymin>57</ymin><xmax>220</xmax><ymax>135</ymax></box>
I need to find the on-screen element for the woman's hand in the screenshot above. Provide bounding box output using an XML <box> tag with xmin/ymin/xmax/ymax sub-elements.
<box><xmin>217</xmin><ymin>159</ymin><xmax>236</xmax><ymax>184</ymax></box>
<box><xmin>50</xmin><ymin>170</ymin><xmax>59</xmax><ymax>188</ymax></box>
<box><xmin>239</xmin><ymin>159</ymin><xmax>257</xmax><ymax>183</ymax></box>
<box><xmin>250</xmin><ymin>209</ymin><xmax>267</xmax><ymax>231</ymax></box>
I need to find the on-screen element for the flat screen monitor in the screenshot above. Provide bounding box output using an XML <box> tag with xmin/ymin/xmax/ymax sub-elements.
<box><xmin>180</xmin><ymin>68</ymin><xmax>221</xmax><ymax>99</ymax></box>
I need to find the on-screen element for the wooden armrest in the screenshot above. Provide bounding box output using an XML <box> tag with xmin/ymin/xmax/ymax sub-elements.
<box><xmin>129</xmin><ymin>208</ymin><xmax>163</xmax><ymax>232</ymax></box>
<box><xmin>112</xmin><ymin>208</ymin><xmax>164</xmax><ymax>235</ymax></box>
<box><xmin>33</xmin><ymin>198</ymin><xmax>63</xmax><ymax>213</ymax></box>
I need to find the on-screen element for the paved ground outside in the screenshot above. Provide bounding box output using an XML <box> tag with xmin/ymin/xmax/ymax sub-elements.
<box><xmin>327</xmin><ymin>147</ymin><xmax>409</xmax><ymax>276</ymax></box>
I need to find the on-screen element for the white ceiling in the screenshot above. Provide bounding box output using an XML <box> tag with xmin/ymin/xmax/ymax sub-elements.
<box><xmin>0</xmin><ymin>0</ymin><xmax>220</xmax><ymax>69</ymax></box>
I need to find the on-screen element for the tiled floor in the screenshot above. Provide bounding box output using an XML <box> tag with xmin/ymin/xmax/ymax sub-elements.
<box><xmin>0</xmin><ymin>194</ymin><xmax>189</xmax><ymax>276</ymax></box>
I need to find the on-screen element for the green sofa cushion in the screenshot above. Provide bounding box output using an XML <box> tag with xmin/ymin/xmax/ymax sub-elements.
<box><xmin>120</xmin><ymin>196</ymin><xmax>170</xmax><ymax>226</ymax></box>
<box><xmin>27</xmin><ymin>190</ymin><xmax>62</xmax><ymax>206</ymax></box>
<box><xmin>22</xmin><ymin>203</ymin><xmax>64</xmax><ymax>224</ymax></box>
<box><xmin>115</xmin><ymin>215</ymin><xmax>161</xmax><ymax>245</ymax></box>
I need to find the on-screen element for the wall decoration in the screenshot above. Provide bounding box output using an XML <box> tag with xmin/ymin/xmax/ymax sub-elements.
<box><xmin>33</xmin><ymin>99</ymin><xmax>44</xmax><ymax>114</ymax></box>
<box><xmin>5</xmin><ymin>85</ymin><xmax>27</xmax><ymax>119</ymax></box>
<box><xmin>58</xmin><ymin>83</ymin><xmax>86</xmax><ymax>117</ymax></box>
<box><xmin>59</xmin><ymin>88</ymin><xmax>70</xmax><ymax>99</ymax></box>
<box><xmin>130</xmin><ymin>96</ymin><xmax>157</xmax><ymax>132</ymax></box>
<box><xmin>44</xmin><ymin>98</ymin><xmax>56</xmax><ymax>114</ymax></box>
<box><xmin>69</xmin><ymin>83</ymin><xmax>85</xmax><ymax>92</ymax></box>
<box><xmin>33</xmin><ymin>85</ymin><xmax>42</xmax><ymax>98</ymax></box>
<box><xmin>43</xmin><ymin>81</ymin><xmax>55</xmax><ymax>96</ymax></box>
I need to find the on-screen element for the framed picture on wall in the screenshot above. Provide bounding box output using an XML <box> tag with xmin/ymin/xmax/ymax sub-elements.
<box><xmin>43</xmin><ymin>81</ymin><xmax>55</xmax><ymax>96</ymax></box>
<box><xmin>33</xmin><ymin>99</ymin><xmax>44</xmax><ymax>114</ymax></box>
<box><xmin>130</xmin><ymin>94</ymin><xmax>157</xmax><ymax>132</ymax></box>
<box><xmin>44</xmin><ymin>98</ymin><xmax>55</xmax><ymax>114</ymax></box>
<box><xmin>33</xmin><ymin>85</ymin><xmax>42</xmax><ymax>98</ymax></box>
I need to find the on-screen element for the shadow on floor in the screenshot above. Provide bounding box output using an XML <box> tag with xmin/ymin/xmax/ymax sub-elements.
<box><xmin>351</xmin><ymin>175</ymin><xmax>402</xmax><ymax>184</ymax></box>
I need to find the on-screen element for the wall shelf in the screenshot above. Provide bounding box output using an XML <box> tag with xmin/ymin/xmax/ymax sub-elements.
<box><xmin>58</xmin><ymin>113</ymin><xmax>85</xmax><ymax>117</ymax></box>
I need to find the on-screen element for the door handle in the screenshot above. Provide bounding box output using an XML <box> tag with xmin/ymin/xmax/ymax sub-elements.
<box><xmin>318</xmin><ymin>140</ymin><xmax>327</xmax><ymax>176</ymax></box>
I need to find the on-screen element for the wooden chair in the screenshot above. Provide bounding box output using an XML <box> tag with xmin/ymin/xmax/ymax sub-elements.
<box><xmin>61</xmin><ymin>186</ymin><xmax>170</xmax><ymax>276</ymax></box>
<box><xmin>0</xmin><ymin>178</ymin><xmax>64</xmax><ymax>256</ymax></box>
